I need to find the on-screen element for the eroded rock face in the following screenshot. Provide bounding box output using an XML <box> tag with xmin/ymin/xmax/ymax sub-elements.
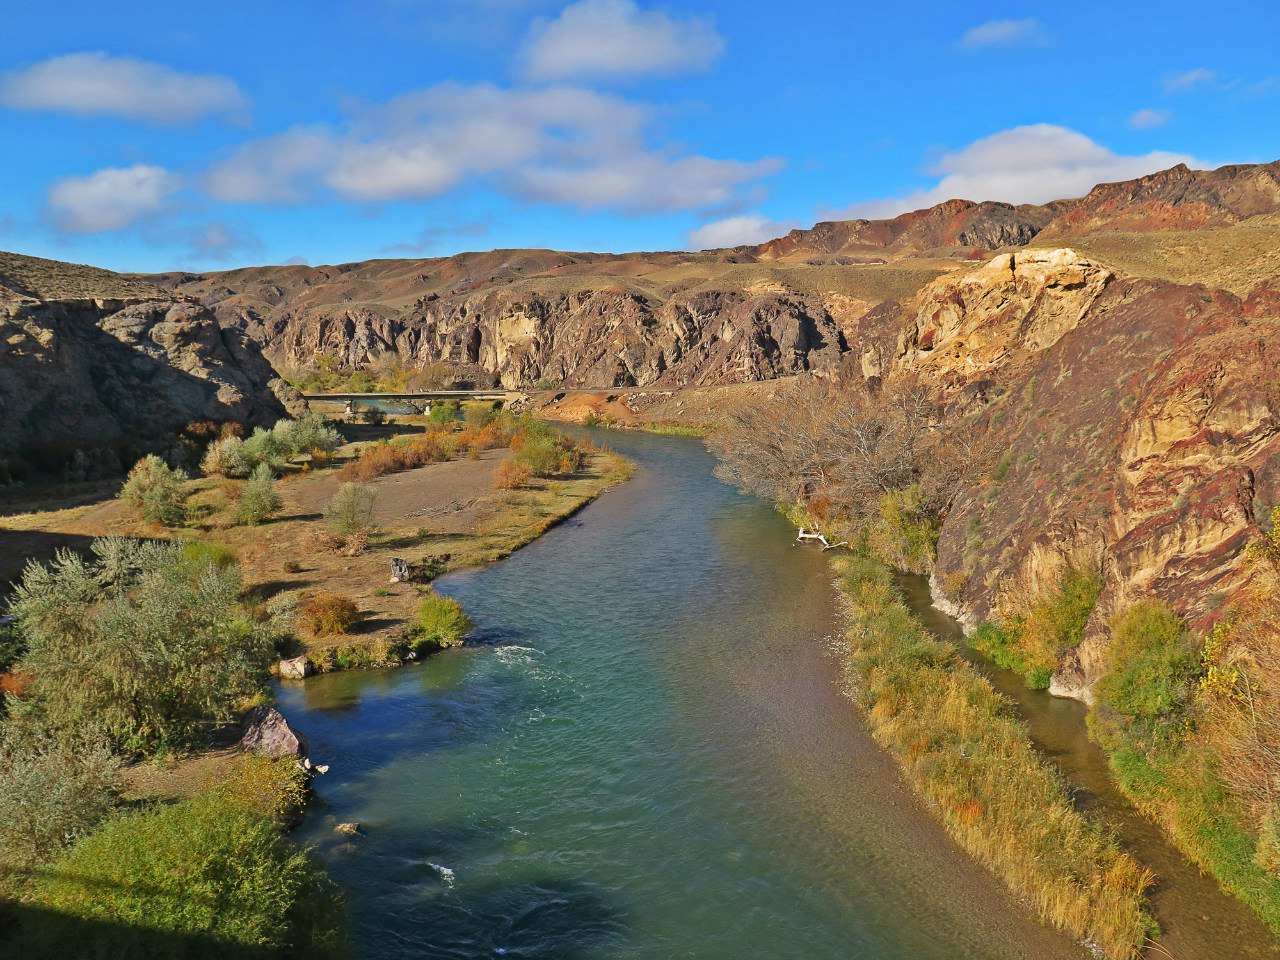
<box><xmin>0</xmin><ymin>291</ymin><xmax>299</xmax><ymax>477</ymax></box>
<box><xmin>239</xmin><ymin>705</ymin><xmax>308</xmax><ymax>759</ymax></box>
<box><xmin>885</xmin><ymin>250</ymin><xmax>1280</xmax><ymax>699</ymax></box>
<box><xmin>205</xmin><ymin>283</ymin><xmax>848</xmax><ymax>389</ymax></box>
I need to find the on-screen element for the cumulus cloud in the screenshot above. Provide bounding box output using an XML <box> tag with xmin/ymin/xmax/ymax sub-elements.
<box><xmin>0</xmin><ymin>52</ymin><xmax>247</xmax><ymax>123</ymax></box>
<box><xmin>204</xmin><ymin>83</ymin><xmax>778</xmax><ymax>213</ymax></box>
<box><xmin>961</xmin><ymin>18</ymin><xmax>1043</xmax><ymax>48</ymax></box>
<box><xmin>48</xmin><ymin>164</ymin><xmax>182</xmax><ymax>232</ymax></box>
<box><xmin>520</xmin><ymin>0</ymin><xmax>723</xmax><ymax>81</ymax></box>
<box><xmin>1128</xmin><ymin>108</ymin><xmax>1171</xmax><ymax>129</ymax></box>
<box><xmin>686</xmin><ymin>213</ymin><xmax>794</xmax><ymax>250</ymax></box>
<box><xmin>1164</xmin><ymin>67</ymin><xmax>1216</xmax><ymax>92</ymax></box>
<box><xmin>829</xmin><ymin>124</ymin><xmax>1199</xmax><ymax>220</ymax></box>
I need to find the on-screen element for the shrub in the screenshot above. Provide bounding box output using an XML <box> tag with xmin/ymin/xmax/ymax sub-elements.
<box><xmin>17</xmin><ymin>780</ymin><xmax>341</xmax><ymax>959</ymax></box>
<box><xmin>513</xmin><ymin>436</ymin><xmax>566</xmax><ymax>477</ymax></box>
<box><xmin>494</xmin><ymin>460</ymin><xmax>533</xmax><ymax>490</ymax></box>
<box><xmin>234</xmin><ymin>463</ymin><xmax>283</xmax><ymax>526</ymax></box>
<box><xmin>120</xmin><ymin>455</ymin><xmax>188</xmax><ymax>527</ymax></box>
<box><xmin>240</xmin><ymin>427</ymin><xmax>285</xmax><ymax>472</ymax></box>
<box><xmin>10</xmin><ymin>538</ymin><xmax>275</xmax><ymax>754</ymax></box>
<box><xmin>200</xmin><ymin>435</ymin><xmax>250</xmax><ymax>479</ymax></box>
<box><xmin>428</xmin><ymin>401</ymin><xmax>459</xmax><ymax>426</ymax></box>
<box><xmin>324</xmin><ymin>482</ymin><xmax>377</xmax><ymax>543</ymax></box>
<box><xmin>411</xmin><ymin>591</ymin><xmax>472</xmax><ymax>650</ymax></box>
<box><xmin>976</xmin><ymin>567</ymin><xmax>1102</xmax><ymax>689</ymax></box>
<box><xmin>179</xmin><ymin>540</ymin><xmax>239</xmax><ymax>572</ymax></box>
<box><xmin>0</xmin><ymin>733</ymin><xmax>122</xmax><ymax>875</ymax></box>
<box><xmin>299</xmin><ymin>593</ymin><xmax>361</xmax><ymax>636</ymax></box>
<box><xmin>0</xmin><ymin>618</ymin><xmax>25</xmax><ymax>676</ymax></box>
<box><xmin>356</xmin><ymin>406</ymin><xmax>386</xmax><ymax>425</ymax></box>
<box><xmin>1093</xmin><ymin>601</ymin><xmax>1199</xmax><ymax>755</ymax></box>
<box><xmin>272</xmin><ymin>412</ymin><xmax>341</xmax><ymax>460</ymax></box>
<box><xmin>464</xmin><ymin>404</ymin><xmax>494</xmax><ymax>428</ymax></box>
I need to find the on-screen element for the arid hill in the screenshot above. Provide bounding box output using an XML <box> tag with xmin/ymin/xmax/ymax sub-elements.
<box><xmin>145</xmin><ymin>160</ymin><xmax>1280</xmax><ymax>394</ymax></box>
<box><xmin>0</xmin><ymin>252</ymin><xmax>300</xmax><ymax>480</ymax></box>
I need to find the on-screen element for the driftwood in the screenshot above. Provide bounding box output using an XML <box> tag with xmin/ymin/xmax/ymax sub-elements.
<box><xmin>796</xmin><ymin>527</ymin><xmax>849</xmax><ymax>551</ymax></box>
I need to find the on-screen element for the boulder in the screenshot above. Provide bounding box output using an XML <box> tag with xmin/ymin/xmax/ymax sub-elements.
<box><xmin>239</xmin><ymin>705</ymin><xmax>308</xmax><ymax>759</ymax></box>
<box><xmin>334</xmin><ymin>822</ymin><xmax>360</xmax><ymax>837</ymax></box>
<box><xmin>279</xmin><ymin>655</ymin><xmax>312</xmax><ymax>680</ymax></box>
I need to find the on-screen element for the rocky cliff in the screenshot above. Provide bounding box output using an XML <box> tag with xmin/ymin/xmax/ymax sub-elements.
<box><xmin>147</xmin><ymin>160</ymin><xmax>1280</xmax><ymax>397</ymax></box>
<box><xmin>854</xmin><ymin>249</ymin><xmax>1280</xmax><ymax>699</ymax></box>
<box><xmin>0</xmin><ymin>252</ymin><xmax>300</xmax><ymax>480</ymax></box>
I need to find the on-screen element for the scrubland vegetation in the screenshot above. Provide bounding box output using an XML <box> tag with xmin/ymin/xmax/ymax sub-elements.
<box><xmin>833</xmin><ymin>555</ymin><xmax>1155</xmax><ymax>957</ymax></box>
<box><xmin>0</xmin><ymin>538</ymin><xmax>338</xmax><ymax>954</ymax></box>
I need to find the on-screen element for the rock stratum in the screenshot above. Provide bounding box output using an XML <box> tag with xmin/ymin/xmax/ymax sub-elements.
<box><xmin>0</xmin><ymin>251</ymin><xmax>299</xmax><ymax>479</ymax></box>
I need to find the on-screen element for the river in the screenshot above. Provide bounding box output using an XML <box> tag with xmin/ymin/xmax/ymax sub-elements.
<box><xmin>279</xmin><ymin>431</ymin><xmax>1274</xmax><ymax>960</ymax></box>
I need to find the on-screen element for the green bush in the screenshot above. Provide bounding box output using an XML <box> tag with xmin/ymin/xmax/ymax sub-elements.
<box><xmin>411</xmin><ymin>590</ymin><xmax>473</xmax><ymax>651</ymax></box>
<box><xmin>0</xmin><ymin>618</ymin><xmax>25</xmax><ymax>676</ymax></box>
<box><xmin>428</xmin><ymin>401</ymin><xmax>459</xmax><ymax>426</ymax></box>
<box><xmin>200</xmin><ymin>435</ymin><xmax>251</xmax><ymax>479</ymax></box>
<box><xmin>240</xmin><ymin>427</ymin><xmax>285</xmax><ymax>472</ymax></box>
<box><xmin>17</xmin><ymin>785</ymin><xmax>342</xmax><ymax>959</ymax></box>
<box><xmin>975</xmin><ymin>567</ymin><xmax>1101</xmax><ymax>689</ymax></box>
<box><xmin>324</xmin><ymin>482</ymin><xmax>377</xmax><ymax>542</ymax></box>
<box><xmin>1093</xmin><ymin>601</ymin><xmax>1199</xmax><ymax>755</ymax></box>
<box><xmin>272</xmin><ymin>412</ymin><xmax>341</xmax><ymax>459</ymax></box>
<box><xmin>0</xmin><ymin>732</ymin><xmax>121</xmax><ymax>875</ymax></box>
<box><xmin>514</xmin><ymin>436</ymin><xmax>564</xmax><ymax>476</ymax></box>
<box><xmin>10</xmin><ymin>538</ymin><xmax>274</xmax><ymax>754</ymax></box>
<box><xmin>120</xmin><ymin>455</ymin><xmax>188</xmax><ymax>527</ymax></box>
<box><xmin>234</xmin><ymin>464</ymin><xmax>283</xmax><ymax>526</ymax></box>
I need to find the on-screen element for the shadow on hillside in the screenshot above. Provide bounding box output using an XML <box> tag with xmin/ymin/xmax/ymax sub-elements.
<box><xmin>0</xmin><ymin>529</ymin><xmax>100</xmax><ymax>591</ymax></box>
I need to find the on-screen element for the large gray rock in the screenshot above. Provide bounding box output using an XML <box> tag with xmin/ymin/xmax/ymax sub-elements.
<box><xmin>278</xmin><ymin>655</ymin><xmax>312</xmax><ymax>680</ymax></box>
<box><xmin>238</xmin><ymin>705</ymin><xmax>308</xmax><ymax>759</ymax></box>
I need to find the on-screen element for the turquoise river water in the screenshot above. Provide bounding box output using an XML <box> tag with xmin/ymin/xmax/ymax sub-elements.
<box><xmin>280</xmin><ymin>431</ymin><xmax>1275</xmax><ymax>960</ymax></box>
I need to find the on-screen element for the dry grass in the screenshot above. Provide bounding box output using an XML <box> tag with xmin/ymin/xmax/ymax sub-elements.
<box><xmin>833</xmin><ymin>554</ymin><xmax>1157</xmax><ymax>958</ymax></box>
<box><xmin>0</xmin><ymin>250</ymin><xmax>164</xmax><ymax>301</ymax></box>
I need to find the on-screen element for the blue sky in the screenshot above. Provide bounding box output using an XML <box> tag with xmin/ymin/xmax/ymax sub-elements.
<box><xmin>1</xmin><ymin>0</ymin><xmax>1277</xmax><ymax>272</ymax></box>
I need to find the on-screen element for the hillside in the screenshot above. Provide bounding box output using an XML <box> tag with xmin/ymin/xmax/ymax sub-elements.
<box><xmin>0</xmin><ymin>252</ymin><xmax>300</xmax><ymax>480</ymax></box>
<box><xmin>144</xmin><ymin>159</ymin><xmax>1280</xmax><ymax>394</ymax></box>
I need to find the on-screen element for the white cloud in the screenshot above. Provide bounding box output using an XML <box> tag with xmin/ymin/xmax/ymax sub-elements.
<box><xmin>829</xmin><ymin>124</ymin><xmax>1199</xmax><ymax>219</ymax></box>
<box><xmin>0</xmin><ymin>52</ymin><xmax>247</xmax><ymax>123</ymax></box>
<box><xmin>204</xmin><ymin>128</ymin><xmax>335</xmax><ymax>203</ymax></box>
<box><xmin>520</xmin><ymin>0</ymin><xmax>723</xmax><ymax>81</ymax></box>
<box><xmin>686</xmin><ymin>213</ymin><xmax>793</xmax><ymax>250</ymax></box>
<box><xmin>48</xmin><ymin>164</ymin><xmax>182</xmax><ymax>232</ymax></box>
<box><xmin>1128</xmin><ymin>108</ymin><xmax>1171</xmax><ymax>129</ymax></box>
<box><xmin>204</xmin><ymin>83</ymin><xmax>778</xmax><ymax>213</ymax></box>
<box><xmin>1164</xmin><ymin>67</ymin><xmax>1216</xmax><ymax>92</ymax></box>
<box><xmin>961</xmin><ymin>18</ymin><xmax>1043</xmax><ymax>48</ymax></box>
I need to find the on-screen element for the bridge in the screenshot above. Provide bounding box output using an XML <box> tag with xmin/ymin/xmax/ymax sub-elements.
<box><xmin>303</xmin><ymin>389</ymin><xmax>527</xmax><ymax>413</ymax></box>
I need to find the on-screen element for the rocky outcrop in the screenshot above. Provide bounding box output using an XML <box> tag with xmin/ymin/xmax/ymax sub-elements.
<box><xmin>756</xmin><ymin>199</ymin><xmax>1058</xmax><ymax>261</ymax></box>
<box><xmin>0</xmin><ymin>256</ymin><xmax>300</xmax><ymax>478</ymax></box>
<box><xmin>876</xmin><ymin>250</ymin><xmax>1280</xmax><ymax>699</ymax></box>
<box><xmin>1038</xmin><ymin>160</ymin><xmax>1280</xmax><ymax>238</ymax></box>
<box><xmin>183</xmin><ymin>277</ymin><xmax>849</xmax><ymax>389</ymax></box>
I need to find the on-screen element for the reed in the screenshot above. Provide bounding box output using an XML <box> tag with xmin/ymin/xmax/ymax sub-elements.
<box><xmin>831</xmin><ymin>554</ymin><xmax>1157</xmax><ymax>958</ymax></box>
